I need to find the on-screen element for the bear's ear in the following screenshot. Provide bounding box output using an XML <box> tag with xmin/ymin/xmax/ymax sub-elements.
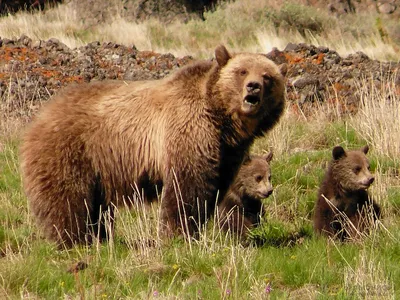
<box><xmin>215</xmin><ymin>45</ymin><xmax>231</xmax><ymax>67</ymax></box>
<box><xmin>263</xmin><ymin>151</ymin><xmax>273</xmax><ymax>163</ymax></box>
<box><xmin>279</xmin><ymin>63</ymin><xmax>288</xmax><ymax>77</ymax></box>
<box><xmin>332</xmin><ymin>146</ymin><xmax>346</xmax><ymax>160</ymax></box>
<box><xmin>361</xmin><ymin>145</ymin><xmax>369</xmax><ymax>154</ymax></box>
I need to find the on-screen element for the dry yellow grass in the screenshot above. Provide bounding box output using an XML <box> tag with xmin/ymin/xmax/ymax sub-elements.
<box><xmin>0</xmin><ymin>0</ymin><xmax>398</xmax><ymax>60</ymax></box>
<box><xmin>350</xmin><ymin>74</ymin><xmax>400</xmax><ymax>158</ymax></box>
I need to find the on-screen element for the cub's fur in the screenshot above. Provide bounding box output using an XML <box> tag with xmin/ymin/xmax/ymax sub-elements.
<box><xmin>313</xmin><ymin>145</ymin><xmax>380</xmax><ymax>240</ymax></box>
<box><xmin>218</xmin><ymin>152</ymin><xmax>273</xmax><ymax>238</ymax></box>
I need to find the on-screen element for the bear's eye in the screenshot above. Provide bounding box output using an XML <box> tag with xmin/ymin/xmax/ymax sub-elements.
<box><xmin>262</xmin><ymin>73</ymin><xmax>271</xmax><ymax>80</ymax></box>
<box><xmin>263</xmin><ymin>74</ymin><xmax>272</xmax><ymax>86</ymax></box>
<box><xmin>354</xmin><ymin>166</ymin><xmax>362</xmax><ymax>174</ymax></box>
<box><xmin>367</xmin><ymin>165</ymin><xmax>371</xmax><ymax>171</ymax></box>
<box><xmin>255</xmin><ymin>175</ymin><xmax>263</xmax><ymax>182</ymax></box>
<box><xmin>239</xmin><ymin>69</ymin><xmax>248</xmax><ymax>76</ymax></box>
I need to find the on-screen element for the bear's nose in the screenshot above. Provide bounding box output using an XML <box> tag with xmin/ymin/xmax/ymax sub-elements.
<box><xmin>246</xmin><ymin>81</ymin><xmax>262</xmax><ymax>93</ymax></box>
<box><xmin>264</xmin><ymin>188</ymin><xmax>273</xmax><ymax>198</ymax></box>
<box><xmin>368</xmin><ymin>177</ymin><xmax>375</xmax><ymax>185</ymax></box>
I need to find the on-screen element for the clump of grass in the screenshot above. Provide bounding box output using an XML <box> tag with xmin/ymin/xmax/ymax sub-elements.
<box><xmin>344</xmin><ymin>249</ymin><xmax>394</xmax><ymax>298</ymax></box>
<box><xmin>269</xmin><ymin>2</ymin><xmax>330</xmax><ymax>37</ymax></box>
<box><xmin>350</xmin><ymin>74</ymin><xmax>400</xmax><ymax>158</ymax></box>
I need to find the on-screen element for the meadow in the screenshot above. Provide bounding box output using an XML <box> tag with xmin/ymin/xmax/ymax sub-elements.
<box><xmin>1</xmin><ymin>0</ymin><xmax>400</xmax><ymax>299</ymax></box>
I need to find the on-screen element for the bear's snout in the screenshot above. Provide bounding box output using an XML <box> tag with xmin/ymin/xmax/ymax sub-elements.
<box><xmin>243</xmin><ymin>81</ymin><xmax>263</xmax><ymax>112</ymax></box>
<box><xmin>360</xmin><ymin>176</ymin><xmax>374</xmax><ymax>189</ymax></box>
<box><xmin>258</xmin><ymin>186</ymin><xmax>273</xmax><ymax>199</ymax></box>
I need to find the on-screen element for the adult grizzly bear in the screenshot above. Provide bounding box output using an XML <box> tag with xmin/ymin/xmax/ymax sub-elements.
<box><xmin>218</xmin><ymin>152</ymin><xmax>273</xmax><ymax>239</ymax></box>
<box><xmin>20</xmin><ymin>45</ymin><xmax>286</xmax><ymax>247</ymax></box>
<box><xmin>313</xmin><ymin>145</ymin><xmax>381</xmax><ymax>241</ymax></box>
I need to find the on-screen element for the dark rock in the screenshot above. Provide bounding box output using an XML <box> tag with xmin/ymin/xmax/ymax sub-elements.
<box><xmin>292</xmin><ymin>76</ymin><xmax>320</xmax><ymax>89</ymax></box>
<box><xmin>266</xmin><ymin>47</ymin><xmax>288</xmax><ymax>65</ymax></box>
<box><xmin>317</xmin><ymin>46</ymin><xmax>330</xmax><ymax>53</ymax></box>
<box><xmin>18</xmin><ymin>34</ymin><xmax>32</xmax><ymax>47</ymax></box>
<box><xmin>284</xmin><ymin>43</ymin><xmax>301</xmax><ymax>52</ymax></box>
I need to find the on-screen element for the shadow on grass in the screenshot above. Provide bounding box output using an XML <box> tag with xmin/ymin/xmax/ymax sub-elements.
<box><xmin>248</xmin><ymin>220</ymin><xmax>313</xmax><ymax>248</ymax></box>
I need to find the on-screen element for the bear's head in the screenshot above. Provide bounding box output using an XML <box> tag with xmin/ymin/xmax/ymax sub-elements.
<box><xmin>213</xmin><ymin>45</ymin><xmax>286</xmax><ymax>135</ymax></box>
<box><xmin>235</xmin><ymin>152</ymin><xmax>274</xmax><ymax>200</ymax></box>
<box><xmin>331</xmin><ymin>145</ymin><xmax>375</xmax><ymax>192</ymax></box>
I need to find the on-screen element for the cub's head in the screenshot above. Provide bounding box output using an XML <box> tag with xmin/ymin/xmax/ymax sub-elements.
<box><xmin>213</xmin><ymin>45</ymin><xmax>286</xmax><ymax>134</ymax></box>
<box><xmin>331</xmin><ymin>145</ymin><xmax>375</xmax><ymax>192</ymax></box>
<box><xmin>235</xmin><ymin>152</ymin><xmax>274</xmax><ymax>200</ymax></box>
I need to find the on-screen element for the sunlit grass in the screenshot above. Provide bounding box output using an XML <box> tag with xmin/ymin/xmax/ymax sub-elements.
<box><xmin>0</xmin><ymin>0</ymin><xmax>398</xmax><ymax>60</ymax></box>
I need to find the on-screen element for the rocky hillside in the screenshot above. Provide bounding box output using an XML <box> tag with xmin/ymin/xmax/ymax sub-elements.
<box><xmin>1</xmin><ymin>35</ymin><xmax>399</xmax><ymax>119</ymax></box>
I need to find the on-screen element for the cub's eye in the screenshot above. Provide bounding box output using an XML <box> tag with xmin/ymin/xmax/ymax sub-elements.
<box><xmin>367</xmin><ymin>165</ymin><xmax>371</xmax><ymax>171</ymax></box>
<box><xmin>239</xmin><ymin>69</ymin><xmax>248</xmax><ymax>76</ymax></box>
<box><xmin>354</xmin><ymin>166</ymin><xmax>362</xmax><ymax>174</ymax></box>
<box><xmin>255</xmin><ymin>175</ymin><xmax>263</xmax><ymax>182</ymax></box>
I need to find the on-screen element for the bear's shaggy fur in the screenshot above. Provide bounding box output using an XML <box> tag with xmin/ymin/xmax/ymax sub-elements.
<box><xmin>313</xmin><ymin>145</ymin><xmax>381</xmax><ymax>240</ymax></box>
<box><xmin>20</xmin><ymin>45</ymin><xmax>286</xmax><ymax>247</ymax></box>
<box><xmin>218</xmin><ymin>152</ymin><xmax>273</xmax><ymax>238</ymax></box>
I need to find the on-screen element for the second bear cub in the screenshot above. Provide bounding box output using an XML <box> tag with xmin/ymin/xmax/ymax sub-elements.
<box><xmin>313</xmin><ymin>145</ymin><xmax>381</xmax><ymax>240</ymax></box>
<box><xmin>218</xmin><ymin>152</ymin><xmax>273</xmax><ymax>238</ymax></box>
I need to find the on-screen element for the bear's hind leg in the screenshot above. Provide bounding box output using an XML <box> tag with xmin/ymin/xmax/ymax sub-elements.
<box><xmin>28</xmin><ymin>174</ymin><xmax>98</xmax><ymax>248</ymax></box>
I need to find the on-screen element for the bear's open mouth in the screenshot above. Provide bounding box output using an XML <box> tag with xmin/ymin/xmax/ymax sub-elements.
<box><xmin>244</xmin><ymin>95</ymin><xmax>260</xmax><ymax>106</ymax></box>
<box><xmin>361</xmin><ymin>184</ymin><xmax>371</xmax><ymax>190</ymax></box>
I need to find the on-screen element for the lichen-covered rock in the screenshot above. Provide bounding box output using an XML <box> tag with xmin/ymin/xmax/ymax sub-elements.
<box><xmin>1</xmin><ymin>36</ymin><xmax>399</xmax><ymax>119</ymax></box>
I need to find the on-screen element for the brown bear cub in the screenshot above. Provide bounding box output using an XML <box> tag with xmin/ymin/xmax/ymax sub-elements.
<box><xmin>20</xmin><ymin>45</ymin><xmax>286</xmax><ymax>247</ymax></box>
<box><xmin>313</xmin><ymin>145</ymin><xmax>381</xmax><ymax>241</ymax></box>
<box><xmin>218</xmin><ymin>152</ymin><xmax>273</xmax><ymax>239</ymax></box>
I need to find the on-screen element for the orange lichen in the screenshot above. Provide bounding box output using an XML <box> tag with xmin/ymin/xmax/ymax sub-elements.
<box><xmin>138</xmin><ymin>51</ymin><xmax>159</xmax><ymax>59</ymax></box>
<box><xmin>284</xmin><ymin>53</ymin><xmax>304</xmax><ymax>65</ymax></box>
<box><xmin>313</xmin><ymin>53</ymin><xmax>325</xmax><ymax>65</ymax></box>
<box><xmin>63</xmin><ymin>76</ymin><xmax>83</xmax><ymax>83</ymax></box>
<box><xmin>31</xmin><ymin>68</ymin><xmax>61</xmax><ymax>78</ymax></box>
<box><xmin>333</xmin><ymin>82</ymin><xmax>346</xmax><ymax>92</ymax></box>
<box><xmin>0</xmin><ymin>46</ymin><xmax>38</xmax><ymax>62</ymax></box>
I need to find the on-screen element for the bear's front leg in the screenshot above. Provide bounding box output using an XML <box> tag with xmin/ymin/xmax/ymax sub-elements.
<box><xmin>160</xmin><ymin>169</ymin><xmax>219</xmax><ymax>239</ymax></box>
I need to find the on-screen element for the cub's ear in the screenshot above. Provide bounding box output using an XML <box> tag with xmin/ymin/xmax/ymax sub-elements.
<box><xmin>242</xmin><ymin>153</ymin><xmax>252</xmax><ymax>164</ymax></box>
<box><xmin>279</xmin><ymin>63</ymin><xmax>288</xmax><ymax>77</ymax></box>
<box><xmin>361</xmin><ymin>145</ymin><xmax>369</xmax><ymax>154</ymax></box>
<box><xmin>332</xmin><ymin>146</ymin><xmax>346</xmax><ymax>160</ymax></box>
<box><xmin>263</xmin><ymin>151</ymin><xmax>273</xmax><ymax>163</ymax></box>
<box><xmin>215</xmin><ymin>45</ymin><xmax>231</xmax><ymax>67</ymax></box>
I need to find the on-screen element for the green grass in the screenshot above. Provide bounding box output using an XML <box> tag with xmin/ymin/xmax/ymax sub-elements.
<box><xmin>1</xmin><ymin>112</ymin><xmax>400</xmax><ymax>299</ymax></box>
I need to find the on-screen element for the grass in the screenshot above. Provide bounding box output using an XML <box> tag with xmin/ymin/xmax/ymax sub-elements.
<box><xmin>1</xmin><ymin>74</ymin><xmax>400</xmax><ymax>298</ymax></box>
<box><xmin>0</xmin><ymin>0</ymin><xmax>399</xmax><ymax>60</ymax></box>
